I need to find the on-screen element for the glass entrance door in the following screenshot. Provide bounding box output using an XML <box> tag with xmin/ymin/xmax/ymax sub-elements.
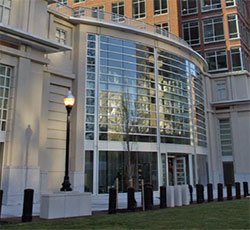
<box><xmin>174</xmin><ymin>157</ymin><xmax>187</xmax><ymax>185</ymax></box>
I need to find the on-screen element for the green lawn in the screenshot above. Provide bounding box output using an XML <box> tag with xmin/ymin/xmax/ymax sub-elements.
<box><xmin>1</xmin><ymin>199</ymin><xmax>250</xmax><ymax>229</ymax></box>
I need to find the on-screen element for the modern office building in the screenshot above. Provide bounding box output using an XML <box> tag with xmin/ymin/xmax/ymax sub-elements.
<box><xmin>0</xmin><ymin>0</ymin><xmax>249</xmax><ymax>211</ymax></box>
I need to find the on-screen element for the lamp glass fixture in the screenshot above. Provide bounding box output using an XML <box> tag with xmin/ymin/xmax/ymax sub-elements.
<box><xmin>64</xmin><ymin>90</ymin><xmax>75</xmax><ymax>107</ymax></box>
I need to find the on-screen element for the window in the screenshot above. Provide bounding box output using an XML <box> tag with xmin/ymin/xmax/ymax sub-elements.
<box><xmin>226</xmin><ymin>0</ymin><xmax>236</xmax><ymax>7</ymax></box>
<box><xmin>0</xmin><ymin>0</ymin><xmax>11</xmax><ymax>24</ymax></box>
<box><xmin>73</xmin><ymin>7</ymin><xmax>85</xmax><ymax>17</ymax></box>
<box><xmin>58</xmin><ymin>0</ymin><xmax>67</xmax><ymax>5</ymax></box>
<box><xmin>219</xmin><ymin>119</ymin><xmax>232</xmax><ymax>156</ymax></box>
<box><xmin>216</xmin><ymin>80</ymin><xmax>227</xmax><ymax>100</ymax></box>
<box><xmin>56</xmin><ymin>28</ymin><xmax>66</xmax><ymax>44</ymax></box>
<box><xmin>154</xmin><ymin>0</ymin><xmax>167</xmax><ymax>15</ymax></box>
<box><xmin>228</xmin><ymin>14</ymin><xmax>239</xmax><ymax>39</ymax></box>
<box><xmin>92</xmin><ymin>6</ymin><xmax>104</xmax><ymax>19</ymax></box>
<box><xmin>202</xmin><ymin>0</ymin><xmax>221</xmax><ymax>11</ymax></box>
<box><xmin>0</xmin><ymin>64</ymin><xmax>11</xmax><ymax>131</ymax></box>
<box><xmin>155</xmin><ymin>23</ymin><xmax>169</xmax><ymax>36</ymax></box>
<box><xmin>183</xmin><ymin>21</ymin><xmax>200</xmax><ymax>45</ymax></box>
<box><xmin>205</xmin><ymin>49</ymin><xmax>227</xmax><ymax>72</ymax></box>
<box><xmin>231</xmin><ymin>47</ymin><xmax>243</xmax><ymax>71</ymax></box>
<box><xmin>223</xmin><ymin>162</ymin><xmax>235</xmax><ymax>185</ymax></box>
<box><xmin>181</xmin><ymin>0</ymin><xmax>198</xmax><ymax>15</ymax></box>
<box><xmin>203</xmin><ymin>17</ymin><xmax>224</xmax><ymax>43</ymax></box>
<box><xmin>74</xmin><ymin>0</ymin><xmax>85</xmax><ymax>3</ymax></box>
<box><xmin>85</xmin><ymin>151</ymin><xmax>93</xmax><ymax>192</ymax></box>
<box><xmin>133</xmin><ymin>0</ymin><xmax>146</xmax><ymax>19</ymax></box>
<box><xmin>112</xmin><ymin>2</ymin><xmax>125</xmax><ymax>22</ymax></box>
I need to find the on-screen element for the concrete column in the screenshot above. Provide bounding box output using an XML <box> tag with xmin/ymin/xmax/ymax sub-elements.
<box><xmin>2</xmin><ymin>57</ymin><xmax>43</xmax><ymax>205</ymax></box>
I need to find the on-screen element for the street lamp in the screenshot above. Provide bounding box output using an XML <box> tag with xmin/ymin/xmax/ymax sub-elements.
<box><xmin>60</xmin><ymin>90</ymin><xmax>75</xmax><ymax>191</ymax></box>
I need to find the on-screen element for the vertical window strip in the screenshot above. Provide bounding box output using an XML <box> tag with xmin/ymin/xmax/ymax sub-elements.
<box><xmin>85</xmin><ymin>34</ymin><xmax>97</xmax><ymax>140</ymax></box>
<box><xmin>219</xmin><ymin>119</ymin><xmax>233</xmax><ymax>156</ymax></box>
<box><xmin>0</xmin><ymin>64</ymin><xmax>11</xmax><ymax>131</ymax></box>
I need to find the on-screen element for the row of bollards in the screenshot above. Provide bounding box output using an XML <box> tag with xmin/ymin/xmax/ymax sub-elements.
<box><xmin>108</xmin><ymin>181</ymin><xmax>249</xmax><ymax>214</ymax></box>
<box><xmin>191</xmin><ymin>181</ymin><xmax>249</xmax><ymax>204</ymax></box>
<box><xmin>0</xmin><ymin>189</ymin><xmax>34</xmax><ymax>222</ymax></box>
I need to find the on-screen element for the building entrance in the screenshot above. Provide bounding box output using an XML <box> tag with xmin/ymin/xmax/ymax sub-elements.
<box><xmin>161</xmin><ymin>153</ymin><xmax>187</xmax><ymax>186</ymax></box>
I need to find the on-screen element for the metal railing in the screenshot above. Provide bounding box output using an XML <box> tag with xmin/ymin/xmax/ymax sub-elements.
<box><xmin>48</xmin><ymin>1</ymin><xmax>190</xmax><ymax>48</ymax></box>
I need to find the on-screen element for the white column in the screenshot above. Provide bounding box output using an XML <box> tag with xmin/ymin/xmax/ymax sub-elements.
<box><xmin>188</xmin><ymin>154</ymin><xmax>194</xmax><ymax>186</ymax></box>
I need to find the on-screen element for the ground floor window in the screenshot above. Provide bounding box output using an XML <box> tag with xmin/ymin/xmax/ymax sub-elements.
<box><xmin>223</xmin><ymin>161</ymin><xmax>235</xmax><ymax>185</ymax></box>
<box><xmin>85</xmin><ymin>151</ymin><xmax>93</xmax><ymax>192</ymax></box>
<box><xmin>197</xmin><ymin>155</ymin><xmax>208</xmax><ymax>185</ymax></box>
<box><xmin>98</xmin><ymin>151</ymin><xmax>158</xmax><ymax>193</ymax></box>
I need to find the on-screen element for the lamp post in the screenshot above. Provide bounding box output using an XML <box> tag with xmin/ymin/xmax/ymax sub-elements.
<box><xmin>60</xmin><ymin>90</ymin><xmax>75</xmax><ymax>191</ymax></box>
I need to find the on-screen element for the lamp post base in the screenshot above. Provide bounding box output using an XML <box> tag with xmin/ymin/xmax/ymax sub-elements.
<box><xmin>60</xmin><ymin>176</ymin><xmax>72</xmax><ymax>191</ymax></box>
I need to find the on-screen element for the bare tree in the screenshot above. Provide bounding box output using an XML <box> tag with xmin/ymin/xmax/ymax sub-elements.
<box><xmin>121</xmin><ymin>89</ymin><xmax>136</xmax><ymax>188</ymax></box>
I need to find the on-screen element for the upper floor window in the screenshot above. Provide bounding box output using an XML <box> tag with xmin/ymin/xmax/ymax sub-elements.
<box><xmin>0</xmin><ymin>64</ymin><xmax>11</xmax><ymax>131</ymax></box>
<box><xmin>225</xmin><ymin>0</ymin><xmax>236</xmax><ymax>7</ymax></box>
<box><xmin>215</xmin><ymin>80</ymin><xmax>227</xmax><ymax>100</ymax></box>
<box><xmin>74</xmin><ymin>0</ymin><xmax>85</xmax><ymax>3</ymax></box>
<box><xmin>219</xmin><ymin>119</ymin><xmax>232</xmax><ymax>156</ymax></box>
<box><xmin>92</xmin><ymin>6</ymin><xmax>104</xmax><ymax>19</ymax></box>
<box><xmin>231</xmin><ymin>47</ymin><xmax>243</xmax><ymax>71</ymax></box>
<box><xmin>56</xmin><ymin>28</ymin><xmax>66</xmax><ymax>45</ymax></box>
<box><xmin>133</xmin><ymin>0</ymin><xmax>146</xmax><ymax>19</ymax></box>
<box><xmin>228</xmin><ymin>14</ymin><xmax>239</xmax><ymax>39</ymax></box>
<box><xmin>181</xmin><ymin>0</ymin><xmax>198</xmax><ymax>15</ymax></box>
<box><xmin>155</xmin><ymin>23</ymin><xmax>169</xmax><ymax>36</ymax></box>
<box><xmin>0</xmin><ymin>0</ymin><xmax>11</xmax><ymax>24</ymax></box>
<box><xmin>183</xmin><ymin>21</ymin><xmax>200</xmax><ymax>45</ymax></box>
<box><xmin>205</xmin><ymin>49</ymin><xmax>227</xmax><ymax>72</ymax></box>
<box><xmin>73</xmin><ymin>7</ymin><xmax>85</xmax><ymax>17</ymax></box>
<box><xmin>202</xmin><ymin>0</ymin><xmax>221</xmax><ymax>12</ymax></box>
<box><xmin>203</xmin><ymin>17</ymin><xmax>224</xmax><ymax>43</ymax></box>
<box><xmin>154</xmin><ymin>0</ymin><xmax>168</xmax><ymax>15</ymax></box>
<box><xmin>112</xmin><ymin>1</ymin><xmax>125</xmax><ymax>22</ymax></box>
<box><xmin>58</xmin><ymin>0</ymin><xmax>67</xmax><ymax>5</ymax></box>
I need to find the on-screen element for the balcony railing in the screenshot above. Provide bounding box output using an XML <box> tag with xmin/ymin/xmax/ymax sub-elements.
<box><xmin>48</xmin><ymin>1</ymin><xmax>190</xmax><ymax>48</ymax></box>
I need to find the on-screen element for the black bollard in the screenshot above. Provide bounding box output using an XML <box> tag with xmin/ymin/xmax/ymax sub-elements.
<box><xmin>127</xmin><ymin>187</ymin><xmax>137</xmax><ymax>211</ymax></box>
<box><xmin>22</xmin><ymin>189</ymin><xmax>34</xmax><ymax>222</ymax></box>
<box><xmin>207</xmin><ymin>183</ymin><xmax>213</xmax><ymax>202</ymax></box>
<box><xmin>144</xmin><ymin>183</ymin><xmax>153</xmax><ymax>210</ymax></box>
<box><xmin>108</xmin><ymin>188</ymin><xmax>117</xmax><ymax>214</ymax></box>
<box><xmin>235</xmin><ymin>182</ymin><xmax>241</xmax><ymax>199</ymax></box>
<box><xmin>188</xmin><ymin>185</ymin><xmax>193</xmax><ymax>204</ymax></box>
<box><xmin>226</xmin><ymin>184</ymin><xmax>233</xmax><ymax>200</ymax></box>
<box><xmin>201</xmin><ymin>184</ymin><xmax>205</xmax><ymax>202</ymax></box>
<box><xmin>243</xmin><ymin>182</ymin><xmax>249</xmax><ymax>197</ymax></box>
<box><xmin>0</xmin><ymin>190</ymin><xmax>3</xmax><ymax>218</ymax></box>
<box><xmin>160</xmin><ymin>186</ymin><xmax>166</xmax><ymax>209</ymax></box>
<box><xmin>217</xmin><ymin>183</ymin><xmax>223</xmax><ymax>201</ymax></box>
<box><xmin>196</xmin><ymin>184</ymin><xmax>204</xmax><ymax>204</ymax></box>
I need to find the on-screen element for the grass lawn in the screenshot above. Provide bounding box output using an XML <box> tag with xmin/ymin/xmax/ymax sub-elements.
<box><xmin>1</xmin><ymin>199</ymin><xmax>250</xmax><ymax>229</ymax></box>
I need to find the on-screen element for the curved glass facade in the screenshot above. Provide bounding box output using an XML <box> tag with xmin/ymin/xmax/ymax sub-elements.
<box><xmin>84</xmin><ymin>34</ymin><xmax>207</xmax><ymax>193</ymax></box>
<box><xmin>85</xmin><ymin>34</ymin><xmax>206</xmax><ymax>146</ymax></box>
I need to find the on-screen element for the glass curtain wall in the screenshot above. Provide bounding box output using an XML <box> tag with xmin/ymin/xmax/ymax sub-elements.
<box><xmin>84</xmin><ymin>34</ymin><xmax>207</xmax><ymax>193</ymax></box>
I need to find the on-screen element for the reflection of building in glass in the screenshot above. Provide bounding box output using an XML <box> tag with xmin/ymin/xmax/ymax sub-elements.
<box><xmin>0</xmin><ymin>0</ymin><xmax>249</xmax><ymax>214</ymax></box>
<box><xmin>83</xmin><ymin>33</ymin><xmax>208</xmax><ymax>193</ymax></box>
